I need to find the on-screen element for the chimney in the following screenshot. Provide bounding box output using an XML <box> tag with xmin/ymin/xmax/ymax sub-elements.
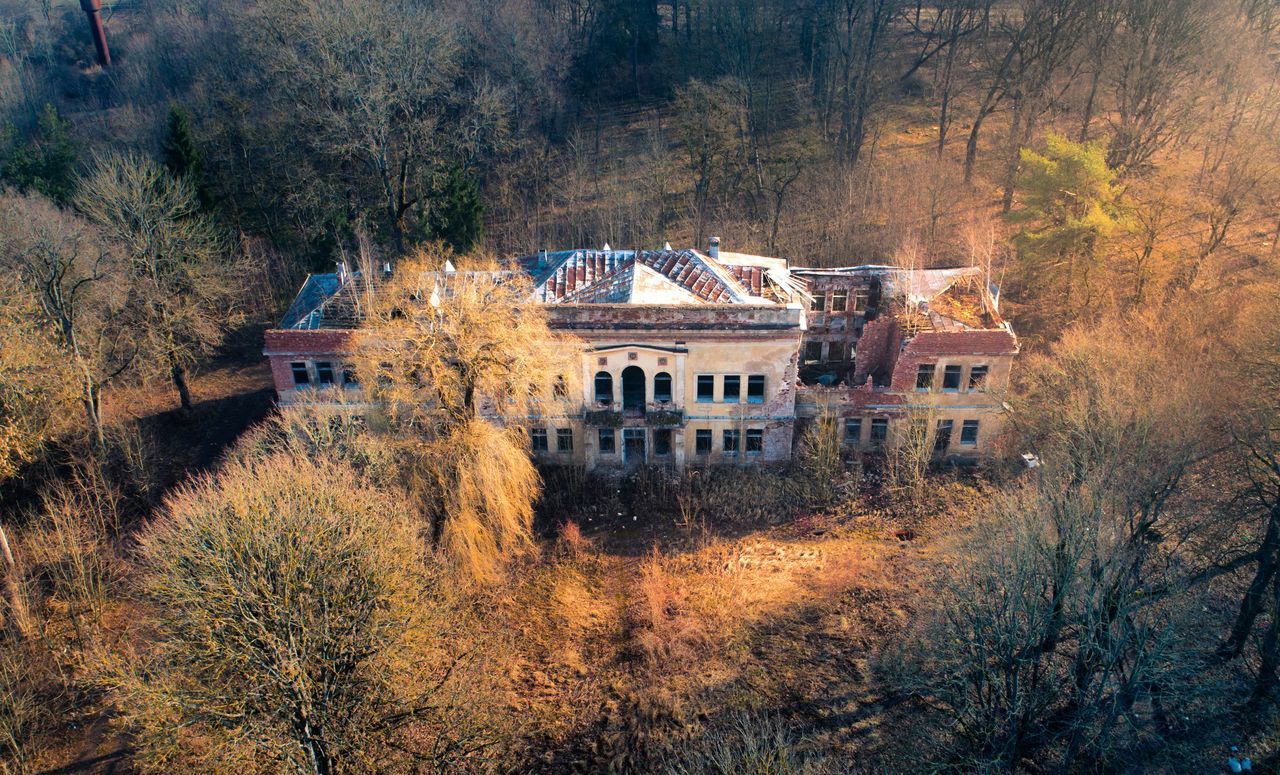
<box><xmin>708</xmin><ymin>236</ymin><xmax>720</xmax><ymax>259</ymax></box>
<box><xmin>79</xmin><ymin>0</ymin><xmax>111</xmax><ymax>68</ymax></box>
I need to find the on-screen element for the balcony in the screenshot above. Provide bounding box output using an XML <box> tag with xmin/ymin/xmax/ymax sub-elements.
<box><xmin>584</xmin><ymin>404</ymin><xmax>623</xmax><ymax>427</ymax></box>
<box><xmin>645</xmin><ymin>404</ymin><xmax>683</xmax><ymax>427</ymax></box>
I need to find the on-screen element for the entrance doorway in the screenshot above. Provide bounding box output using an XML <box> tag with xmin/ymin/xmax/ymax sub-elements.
<box><xmin>621</xmin><ymin>366</ymin><xmax>646</xmax><ymax>414</ymax></box>
<box><xmin>623</xmin><ymin>428</ymin><xmax>646</xmax><ymax>465</ymax></box>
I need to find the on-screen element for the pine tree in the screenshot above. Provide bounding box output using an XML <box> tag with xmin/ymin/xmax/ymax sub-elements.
<box><xmin>161</xmin><ymin>105</ymin><xmax>207</xmax><ymax>207</ymax></box>
<box><xmin>426</xmin><ymin>166</ymin><xmax>483</xmax><ymax>253</ymax></box>
<box><xmin>0</xmin><ymin>104</ymin><xmax>78</xmax><ymax>204</ymax></box>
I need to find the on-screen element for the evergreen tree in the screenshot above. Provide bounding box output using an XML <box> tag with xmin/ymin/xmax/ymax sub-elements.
<box><xmin>161</xmin><ymin>105</ymin><xmax>207</xmax><ymax>207</ymax></box>
<box><xmin>0</xmin><ymin>105</ymin><xmax>78</xmax><ymax>205</ymax></box>
<box><xmin>426</xmin><ymin>166</ymin><xmax>483</xmax><ymax>253</ymax></box>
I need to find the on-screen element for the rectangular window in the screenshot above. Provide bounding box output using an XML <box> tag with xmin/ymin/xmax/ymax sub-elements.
<box><xmin>942</xmin><ymin>364</ymin><xmax>962</xmax><ymax>392</ymax></box>
<box><xmin>315</xmin><ymin>361</ymin><xmax>334</xmax><ymax>385</ymax></box>
<box><xmin>654</xmin><ymin>429</ymin><xmax>672</xmax><ymax>456</ymax></box>
<box><xmin>290</xmin><ymin>362</ymin><xmax>310</xmax><ymax>386</ymax></box>
<box><xmin>915</xmin><ymin>364</ymin><xmax>935</xmax><ymax>392</ymax></box>
<box><xmin>831</xmin><ymin>290</ymin><xmax>848</xmax><ymax>312</ymax></box>
<box><xmin>722</xmin><ymin>429</ymin><xmax>740</xmax><ymax>454</ymax></box>
<box><xmin>853</xmin><ymin>291</ymin><xmax>869</xmax><ymax>313</ymax></box>
<box><xmin>960</xmin><ymin>420</ymin><xmax>980</xmax><ymax>446</ymax></box>
<box><xmin>969</xmin><ymin>365</ymin><xmax>989</xmax><ymax>391</ymax></box>
<box><xmin>747</xmin><ymin>375</ymin><xmax>765</xmax><ymax>404</ymax></box>
<box><xmin>530</xmin><ymin>428</ymin><xmax>548</xmax><ymax>452</ymax></box>
<box><xmin>935</xmin><ymin>419</ymin><xmax>954</xmax><ymax>451</ymax></box>
<box><xmin>556</xmin><ymin>428</ymin><xmax>573</xmax><ymax>453</ymax></box>
<box><xmin>804</xmin><ymin>341</ymin><xmax>823</xmax><ymax>363</ymax></box>
<box><xmin>696</xmin><ymin>374</ymin><xmax>715</xmax><ymax>402</ymax></box>
<box><xmin>870</xmin><ymin>418</ymin><xmax>888</xmax><ymax>445</ymax></box>
<box><xmin>598</xmin><ymin>428</ymin><xmax>616</xmax><ymax>454</ymax></box>
<box><xmin>844</xmin><ymin>418</ymin><xmax>862</xmax><ymax>444</ymax></box>
<box><xmin>723</xmin><ymin>375</ymin><xmax>741</xmax><ymax>403</ymax></box>
<box><xmin>341</xmin><ymin>365</ymin><xmax>358</xmax><ymax>387</ymax></box>
<box><xmin>745</xmin><ymin>428</ymin><xmax>763</xmax><ymax>454</ymax></box>
<box><xmin>695</xmin><ymin>429</ymin><xmax>712</xmax><ymax>455</ymax></box>
<box><xmin>810</xmin><ymin>292</ymin><xmax>826</xmax><ymax>312</ymax></box>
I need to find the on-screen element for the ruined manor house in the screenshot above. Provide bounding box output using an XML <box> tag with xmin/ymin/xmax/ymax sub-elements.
<box><xmin>265</xmin><ymin>239</ymin><xmax>1018</xmax><ymax>470</ymax></box>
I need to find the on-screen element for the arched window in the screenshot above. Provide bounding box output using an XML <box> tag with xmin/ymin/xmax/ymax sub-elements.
<box><xmin>653</xmin><ymin>372</ymin><xmax>673</xmax><ymax>403</ymax></box>
<box><xmin>594</xmin><ymin>371</ymin><xmax>613</xmax><ymax>404</ymax></box>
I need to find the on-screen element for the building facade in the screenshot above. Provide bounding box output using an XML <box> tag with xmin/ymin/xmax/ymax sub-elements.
<box><xmin>264</xmin><ymin>241</ymin><xmax>1018</xmax><ymax>470</ymax></box>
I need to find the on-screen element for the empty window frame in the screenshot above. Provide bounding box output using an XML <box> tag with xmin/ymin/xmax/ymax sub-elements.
<box><xmin>594</xmin><ymin>371</ymin><xmax>613</xmax><ymax>404</ymax></box>
<box><xmin>653</xmin><ymin>372</ymin><xmax>673</xmax><ymax>402</ymax></box>
<box><xmin>935</xmin><ymin>419</ymin><xmax>954</xmax><ymax>451</ymax></box>
<box><xmin>870</xmin><ymin>418</ymin><xmax>888</xmax><ymax>445</ymax></box>
<box><xmin>810</xmin><ymin>292</ymin><xmax>826</xmax><ymax>312</ymax></box>
<box><xmin>723</xmin><ymin>375</ymin><xmax>741</xmax><ymax>403</ymax></box>
<box><xmin>696</xmin><ymin>374</ymin><xmax>715</xmax><ymax>402</ymax></box>
<box><xmin>853</xmin><ymin>291</ymin><xmax>869</xmax><ymax>313</ymax></box>
<box><xmin>804</xmin><ymin>341</ymin><xmax>823</xmax><ymax>363</ymax></box>
<box><xmin>960</xmin><ymin>420</ymin><xmax>980</xmax><ymax>446</ymax></box>
<box><xmin>722</xmin><ymin>429</ymin><xmax>740</xmax><ymax>454</ymax></box>
<box><xmin>341</xmin><ymin>365</ymin><xmax>358</xmax><ymax>387</ymax></box>
<box><xmin>844</xmin><ymin>418</ymin><xmax>862</xmax><ymax>444</ymax></box>
<box><xmin>290</xmin><ymin>362</ymin><xmax>310</xmax><ymax>386</ymax></box>
<box><xmin>746</xmin><ymin>375</ymin><xmax>765</xmax><ymax>404</ymax></box>
<box><xmin>315</xmin><ymin>361</ymin><xmax>334</xmax><ymax>385</ymax></box>
<box><xmin>530</xmin><ymin>428</ymin><xmax>548</xmax><ymax>452</ymax></box>
<box><xmin>745</xmin><ymin>428</ymin><xmax>763</xmax><ymax>454</ymax></box>
<box><xmin>968</xmin><ymin>365</ymin><xmax>989</xmax><ymax>391</ymax></box>
<box><xmin>695</xmin><ymin>429</ymin><xmax>712</xmax><ymax>455</ymax></box>
<box><xmin>942</xmin><ymin>364</ymin><xmax>962</xmax><ymax>392</ymax></box>
<box><xmin>598</xmin><ymin>428</ymin><xmax>616</xmax><ymax>454</ymax></box>
<box><xmin>653</xmin><ymin>429</ymin><xmax>672</xmax><ymax>456</ymax></box>
<box><xmin>556</xmin><ymin>428</ymin><xmax>573</xmax><ymax>452</ymax></box>
<box><xmin>831</xmin><ymin>290</ymin><xmax>848</xmax><ymax>312</ymax></box>
<box><xmin>915</xmin><ymin>364</ymin><xmax>936</xmax><ymax>392</ymax></box>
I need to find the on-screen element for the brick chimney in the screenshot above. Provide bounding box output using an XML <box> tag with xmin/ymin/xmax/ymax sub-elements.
<box><xmin>80</xmin><ymin>0</ymin><xmax>111</xmax><ymax>67</ymax></box>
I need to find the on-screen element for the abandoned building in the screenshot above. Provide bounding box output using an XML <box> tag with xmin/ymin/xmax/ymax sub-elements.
<box><xmin>264</xmin><ymin>239</ymin><xmax>1018</xmax><ymax>470</ymax></box>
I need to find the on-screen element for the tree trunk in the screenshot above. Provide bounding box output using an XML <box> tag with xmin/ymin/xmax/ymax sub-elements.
<box><xmin>0</xmin><ymin>525</ymin><xmax>30</xmax><ymax>638</ymax></box>
<box><xmin>170</xmin><ymin>353</ymin><xmax>193</xmax><ymax>414</ymax></box>
<box><xmin>1220</xmin><ymin>502</ymin><xmax>1280</xmax><ymax>659</ymax></box>
<box><xmin>1251</xmin><ymin>567</ymin><xmax>1280</xmax><ymax>708</ymax></box>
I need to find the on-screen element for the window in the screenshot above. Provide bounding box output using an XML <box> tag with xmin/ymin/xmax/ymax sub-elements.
<box><xmin>723</xmin><ymin>375</ymin><xmax>741</xmax><ymax>403</ymax></box>
<box><xmin>530</xmin><ymin>428</ymin><xmax>548</xmax><ymax>452</ymax></box>
<box><xmin>553</xmin><ymin>375</ymin><xmax>568</xmax><ymax>398</ymax></box>
<box><xmin>968</xmin><ymin>365</ymin><xmax>989</xmax><ymax>391</ymax></box>
<box><xmin>654</xmin><ymin>429</ymin><xmax>672</xmax><ymax>456</ymax></box>
<box><xmin>960</xmin><ymin>420</ymin><xmax>980</xmax><ymax>446</ymax></box>
<box><xmin>341</xmin><ymin>365</ymin><xmax>358</xmax><ymax>387</ymax></box>
<box><xmin>804</xmin><ymin>341</ymin><xmax>823</xmax><ymax>363</ymax></box>
<box><xmin>290</xmin><ymin>362</ymin><xmax>310</xmax><ymax>386</ymax></box>
<box><xmin>853</xmin><ymin>291</ymin><xmax>869</xmax><ymax>312</ymax></box>
<box><xmin>696</xmin><ymin>375</ymin><xmax>714</xmax><ymax>402</ymax></box>
<box><xmin>695</xmin><ymin>429</ymin><xmax>712</xmax><ymax>455</ymax></box>
<box><xmin>935</xmin><ymin>419</ymin><xmax>954</xmax><ymax>451</ymax></box>
<box><xmin>722</xmin><ymin>429</ymin><xmax>740</xmax><ymax>454</ymax></box>
<box><xmin>653</xmin><ymin>372</ymin><xmax>673</xmax><ymax>403</ymax></box>
<box><xmin>315</xmin><ymin>361</ymin><xmax>334</xmax><ymax>385</ymax></box>
<box><xmin>598</xmin><ymin>428</ymin><xmax>616</xmax><ymax>454</ymax></box>
<box><xmin>745</xmin><ymin>428</ymin><xmax>763</xmax><ymax>454</ymax></box>
<box><xmin>810</xmin><ymin>292</ymin><xmax>826</xmax><ymax>312</ymax></box>
<box><xmin>870</xmin><ymin>418</ymin><xmax>888</xmax><ymax>445</ymax></box>
<box><xmin>845</xmin><ymin>418</ymin><xmax>862</xmax><ymax>444</ymax></box>
<box><xmin>747</xmin><ymin>375</ymin><xmax>765</xmax><ymax>404</ymax></box>
<box><xmin>831</xmin><ymin>290</ymin><xmax>848</xmax><ymax>312</ymax></box>
<box><xmin>556</xmin><ymin>428</ymin><xmax>573</xmax><ymax>452</ymax></box>
<box><xmin>915</xmin><ymin>364</ymin><xmax>935</xmax><ymax>392</ymax></box>
<box><xmin>942</xmin><ymin>364</ymin><xmax>962</xmax><ymax>392</ymax></box>
<box><xmin>594</xmin><ymin>371</ymin><xmax>613</xmax><ymax>404</ymax></box>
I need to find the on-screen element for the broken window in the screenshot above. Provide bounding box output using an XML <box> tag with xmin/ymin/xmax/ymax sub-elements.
<box><xmin>723</xmin><ymin>375</ymin><xmax>741</xmax><ymax>403</ymax></box>
<box><xmin>831</xmin><ymin>290</ymin><xmax>848</xmax><ymax>312</ymax></box>
<box><xmin>942</xmin><ymin>364</ymin><xmax>962</xmax><ymax>392</ymax></box>
<box><xmin>556</xmin><ymin>428</ymin><xmax>573</xmax><ymax>452</ymax></box>
<box><xmin>915</xmin><ymin>364</ymin><xmax>935</xmax><ymax>392</ymax></box>
<box><xmin>870</xmin><ymin>418</ymin><xmax>888</xmax><ymax>445</ymax></box>
<box><xmin>598</xmin><ymin>428</ymin><xmax>616</xmax><ymax>454</ymax></box>
<box><xmin>695</xmin><ymin>429</ymin><xmax>712</xmax><ymax>455</ymax></box>
<box><xmin>845</xmin><ymin>418</ymin><xmax>862</xmax><ymax>444</ymax></box>
<box><xmin>594</xmin><ymin>371</ymin><xmax>613</xmax><ymax>404</ymax></box>
<box><xmin>553</xmin><ymin>375</ymin><xmax>568</xmax><ymax>398</ymax></box>
<box><xmin>696</xmin><ymin>375</ymin><xmax>714</xmax><ymax>402</ymax></box>
<box><xmin>935</xmin><ymin>419</ymin><xmax>954</xmax><ymax>451</ymax></box>
<box><xmin>960</xmin><ymin>420</ymin><xmax>980</xmax><ymax>446</ymax></box>
<box><xmin>810</xmin><ymin>292</ymin><xmax>826</xmax><ymax>312</ymax></box>
<box><xmin>722</xmin><ymin>429</ymin><xmax>740</xmax><ymax>454</ymax></box>
<box><xmin>316</xmin><ymin>361</ymin><xmax>334</xmax><ymax>385</ymax></box>
<box><xmin>530</xmin><ymin>428</ymin><xmax>548</xmax><ymax>452</ymax></box>
<box><xmin>654</xmin><ymin>429</ymin><xmax>672</xmax><ymax>456</ymax></box>
<box><xmin>747</xmin><ymin>375</ymin><xmax>765</xmax><ymax>404</ymax></box>
<box><xmin>968</xmin><ymin>365</ymin><xmax>989</xmax><ymax>391</ymax></box>
<box><xmin>342</xmin><ymin>365</ymin><xmax>358</xmax><ymax>387</ymax></box>
<box><xmin>290</xmin><ymin>362</ymin><xmax>310</xmax><ymax>386</ymax></box>
<box><xmin>804</xmin><ymin>341</ymin><xmax>823</xmax><ymax>363</ymax></box>
<box><xmin>653</xmin><ymin>372</ymin><xmax>673</xmax><ymax>402</ymax></box>
<box><xmin>745</xmin><ymin>428</ymin><xmax>763</xmax><ymax>454</ymax></box>
<box><xmin>853</xmin><ymin>291</ymin><xmax>869</xmax><ymax>313</ymax></box>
